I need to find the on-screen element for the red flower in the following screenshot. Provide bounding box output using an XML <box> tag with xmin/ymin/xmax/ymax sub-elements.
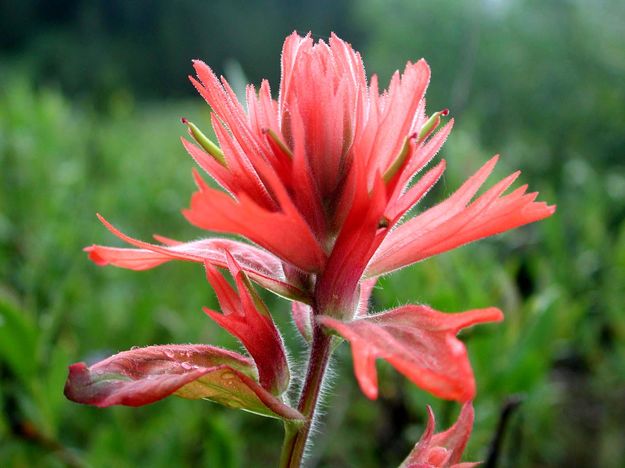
<box><xmin>76</xmin><ymin>32</ymin><xmax>554</xmax><ymax>407</ymax></box>
<box><xmin>401</xmin><ymin>403</ymin><xmax>479</xmax><ymax>468</ymax></box>
<box><xmin>86</xmin><ymin>32</ymin><xmax>553</xmax><ymax>320</ymax></box>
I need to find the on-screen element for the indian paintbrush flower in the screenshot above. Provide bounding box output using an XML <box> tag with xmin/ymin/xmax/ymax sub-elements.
<box><xmin>69</xmin><ymin>31</ymin><xmax>555</xmax><ymax>466</ymax></box>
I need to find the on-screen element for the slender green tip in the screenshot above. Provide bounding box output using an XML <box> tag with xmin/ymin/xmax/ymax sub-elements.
<box><xmin>263</xmin><ymin>128</ymin><xmax>293</xmax><ymax>159</ymax></box>
<box><xmin>417</xmin><ymin>108</ymin><xmax>449</xmax><ymax>140</ymax></box>
<box><xmin>383</xmin><ymin>135</ymin><xmax>415</xmax><ymax>183</ymax></box>
<box><xmin>182</xmin><ymin>118</ymin><xmax>227</xmax><ymax>166</ymax></box>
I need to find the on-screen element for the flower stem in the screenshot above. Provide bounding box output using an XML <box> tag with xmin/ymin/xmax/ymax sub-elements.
<box><xmin>280</xmin><ymin>324</ymin><xmax>333</xmax><ymax>467</ymax></box>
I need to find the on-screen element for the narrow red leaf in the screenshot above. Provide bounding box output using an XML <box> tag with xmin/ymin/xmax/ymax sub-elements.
<box><xmin>368</xmin><ymin>157</ymin><xmax>556</xmax><ymax>276</ymax></box>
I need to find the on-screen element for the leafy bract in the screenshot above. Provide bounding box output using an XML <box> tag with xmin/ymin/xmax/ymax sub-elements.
<box><xmin>320</xmin><ymin>305</ymin><xmax>503</xmax><ymax>401</ymax></box>
<box><xmin>64</xmin><ymin>344</ymin><xmax>303</xmax><ymax>421</ymax></box>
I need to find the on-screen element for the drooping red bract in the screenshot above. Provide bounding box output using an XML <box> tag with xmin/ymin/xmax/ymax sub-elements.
<box><xmin>84</xmin><ymin>214</ymin><xmax>309</xmax><ymax>302</ymax></box>
<box><xmin>401</xmin><ymin>403</ymin><xmax>479</xmax><ymax>468</ymax></box>
<box><xmin>64</xmin><ymin>344</ymin><xmax>303</xmax><ymax>421</ymax></box>
<box><xmin>319</xmin><ymin>306</ymin><xmax>503</xmax><ymax>401</ymax></box>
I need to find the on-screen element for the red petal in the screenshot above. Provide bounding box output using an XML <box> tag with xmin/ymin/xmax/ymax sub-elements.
<box><xmin>85</xmin><ymin>215</ymin><xmax>310</xmax><ymax>302</ymax></box>
<box><xmin>314</xmin><ymin>136</ymin><xmax>389</xmax><ymax>316</ymax></box>
<box><xmin>315</xmin><ymin>170</ymin><xmax>387</xmax><ymax>318</ymax></box>
<box><xmin>431</xmin><ymin>403</ymin><xmax>475</xmax><ymax>465</ymax></box>
<box><xmin>319</xmin><ymin>305</ymin><xmax>503</xmax><ymax>401</ymax></box>
<box><xmin>64</xmin><ymin>344</ymin><xmax>303</xmax><ymax>421</ymax></box>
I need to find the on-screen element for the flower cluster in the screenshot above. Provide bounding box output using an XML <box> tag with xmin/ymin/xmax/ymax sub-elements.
<box><xmin>66</xmin><ymin>32</ymin><xmax>554</xmax><ymax>465</ymax></box>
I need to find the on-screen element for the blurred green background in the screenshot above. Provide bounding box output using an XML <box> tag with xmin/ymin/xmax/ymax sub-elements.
<box><xmin>1</xmin><ymin>0</ymin><xmax>624</xmax><ymax>466</ymax></box>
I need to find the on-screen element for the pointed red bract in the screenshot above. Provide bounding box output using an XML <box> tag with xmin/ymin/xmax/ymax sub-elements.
<box><xmin>315</xmin><ymin>168</ymin><xmax>388</xmax><ymax>318</ymax></box>
<box><xmin>401</xmin><ymin>403</ymin><xmax>479</xmax><ymax>468</ymax></box>
<box><xmin>64</xmin><ymin>344</ymin><xmax>303</xmax><ymax>421</ymax></box>
<box><xmin>367</xmin><ymin>156</ymin><xmax>556</xmax><ymax>277</ymax></box>
<box><xmin>319</xmin><ymin>305</ymin><xmax>503</xmax><ymax>401</ymax></box>
<box><xmin>183</xmin><ymin>176</ymin><xmax>327</xmax><ymax>273</ymax></box>
<box><xmin>203</xmin><ymin>254</ymin><xmax>290</xmax><ymax>395</ymax></box>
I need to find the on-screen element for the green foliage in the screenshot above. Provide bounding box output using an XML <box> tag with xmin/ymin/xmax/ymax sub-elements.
<box><xmin>0</xmin><ymin>79</ymin><xmax>287</xmax><ymax>467</ymax></box>
<box><xmin>1</xmin><ymin>0</ymin><xmax>625</xmax><ymax>466</ymax></box>
<box><xmin>0</xmin><ymin>0</ymin><xmax>359</xmax><ymax>102</ymax></box>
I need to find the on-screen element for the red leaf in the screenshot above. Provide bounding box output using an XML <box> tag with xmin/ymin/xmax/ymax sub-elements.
<box><xmin>319</xmin><ymin>305</ymin><xmax>503</xmax><ymax>401</ymax></box>
<box><xmin>64</xmin><ymin>344</ymin><xmax>303</xmax><ymax>421</ymax></box>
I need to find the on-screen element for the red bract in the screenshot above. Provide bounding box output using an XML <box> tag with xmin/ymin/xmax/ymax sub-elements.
<box><xmin>64</xmin><ymin>344</ymin><xmax>303</xmax><ymax>421</ymax></box>
<box><xmin>85</xmin><ymin>214</ymin><xmax>309</xmax><ymax>302</ymax></box>
<box><xmin>366</xmin><ymin>156</ymin><xmax>554</xmax><ymax>277</ymax></box>
<box><xmin>401</xmin><ymin>403</ymin><xmax>478</xmax><ymax>468</ymax></box>
<box><xmin>202</xmin><ymin>253</ymin><xmax>290</xmax><ymax>395</ymax></box>
<box><xmin>320</xmin><ymin>305</ymin><xmax>503</xmax><ymax>401</ymax></box>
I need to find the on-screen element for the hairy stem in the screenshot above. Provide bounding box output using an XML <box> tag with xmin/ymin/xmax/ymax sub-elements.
<box><xmin>280</xmin><ymin>323</ymin><xmax>333</xmax><ymax>468</ymax></box>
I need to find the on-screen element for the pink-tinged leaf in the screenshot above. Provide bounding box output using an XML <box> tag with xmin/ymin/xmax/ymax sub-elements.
<box><xmin>64</xmin><ymin>345</ymin><xmax>303</xmax><ymax>421</ymax></box>
<box><xmin>203</xmin><ymin>254</ymin><xmax>290</xmax><ymax>395</ymax></box>
<box><xmin>85</xmin><ymin>215</ymin><xmax>310</xmax><ymax>303</ymax></box>
<box><xmin>367</xmin><ymin>157</ymin><xmax>556</xmax><ymax>276</ymax></box>
<box><xmin>401</xmin><ymin>403</ymin><xmax>479</xmax><ymax>468</ymax></box>
<box><xmin>319</xmin><ymin>305</ymin><xmax>504</xmax><ymax>401</ymax></box>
